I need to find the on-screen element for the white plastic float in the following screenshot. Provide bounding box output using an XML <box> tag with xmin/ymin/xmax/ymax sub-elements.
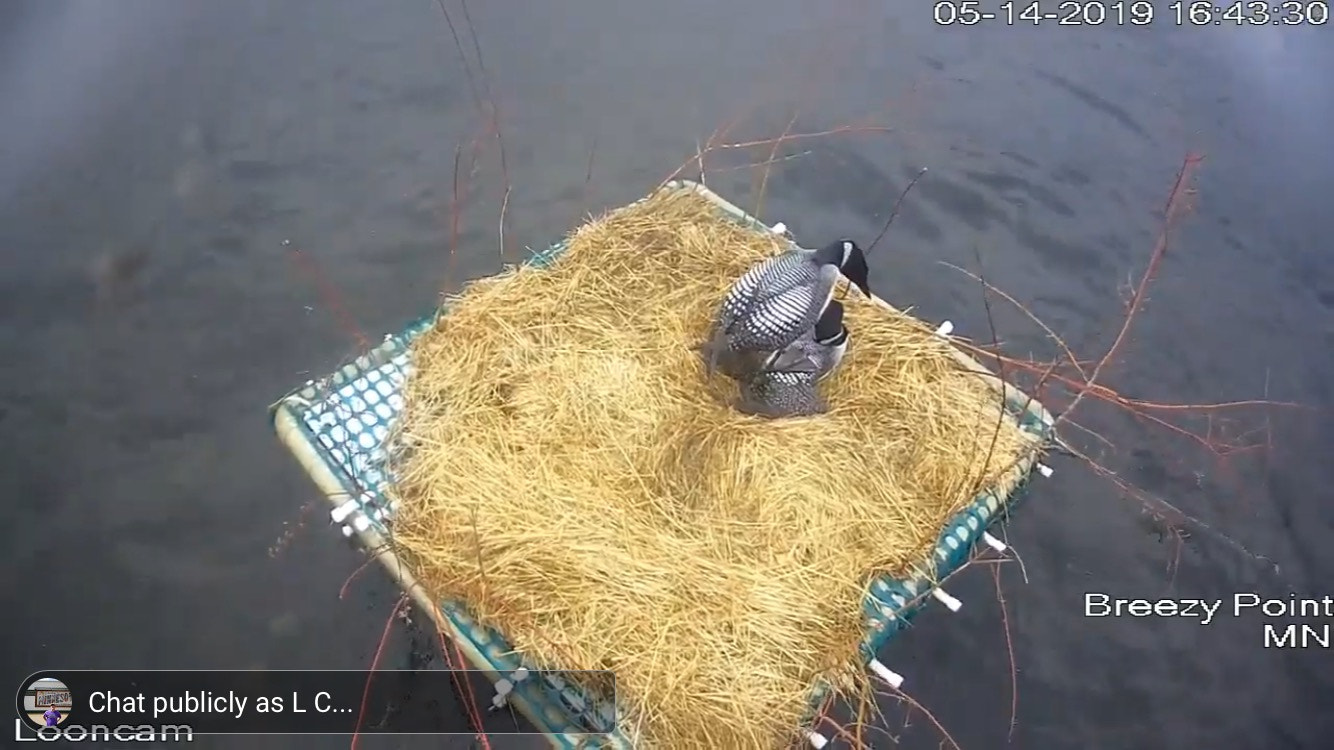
<box><xmin>491</xmin><ymin>666</ymin><xmax>532</xmax><ymax>711</ymax></box>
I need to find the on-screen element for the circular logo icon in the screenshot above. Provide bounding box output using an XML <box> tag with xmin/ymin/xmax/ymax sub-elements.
<box><xmin>20</xmin><ymin>676</ymin><xmax>71</xmax><ymax>728</ymax></box>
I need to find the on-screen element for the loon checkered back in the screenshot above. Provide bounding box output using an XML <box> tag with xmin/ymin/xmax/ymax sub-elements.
<box><xmin>737</xmin><ymin>370</ymin><xmax>824</xmax><ymax>418</ymax></box>
<box><xmin>712</xmin><ymin>251</ymin><xmax>839</xmax><ymax>353</ymax></box>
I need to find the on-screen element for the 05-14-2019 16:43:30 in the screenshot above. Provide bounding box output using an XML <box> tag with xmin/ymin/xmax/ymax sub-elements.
<box><xmin>932</xmin><ymin>0</ymin><xmax>1329</xmax><ymax>26</ymax></box>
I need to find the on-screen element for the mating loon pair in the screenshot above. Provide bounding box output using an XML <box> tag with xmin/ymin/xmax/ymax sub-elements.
<box><xmin>700</xmin><ymin>239</ymin><xmax>872</xmax><ymax>417</ymax></box>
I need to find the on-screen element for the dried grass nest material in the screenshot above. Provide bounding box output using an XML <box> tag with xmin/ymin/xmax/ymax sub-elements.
<box><xmin>387</xmin><ymin>188</ymin><xmax>1042</xmax><ymax>749</ymax></box>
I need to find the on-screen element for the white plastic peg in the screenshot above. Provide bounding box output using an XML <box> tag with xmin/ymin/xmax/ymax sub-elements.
<box><xmin>491</xmin><ymin>667</ymin><xmax>532</xmax><ymax>710</ymax></box>
<box><xmin>1037</xmin><ymin>463</ymin><xmax>1054</xmax><ymax>478</ymax></box>
<box><xmin>935</xmin><ymin>320</ymin><xmax>954</xmax><ymax>337</ymax></box>
<box><xmin>331</xmin><ymin>499</ymin><xmax>359</xmax><ymax>524</ymax></box>
<box><xmin>931</xmin><ymin>587</ymin><xmax>963</xmax><ymax>612</ymax></box>
<box><xmin>868</xmin><ymin>659</ymin><xmax>905</xmax><ymax>689</ymax></box>
<box><xmin>982</xmin><ymin>532</ymin><xmax>1008</xmax><ymax>553</ymax></box>
<box><xmin>340</xmin><ymin>525</ymin><xmax>354</xmax><ymax>538</ymax></box>
<box><xmin>806</xmin><ymin>730</ymin><xmax>829</xmax><ymax>748</ymax></box>
<box><xmin>771</xmin><ymin>222</ymin><xmax>787</xmax><ymax>235</ymax></box>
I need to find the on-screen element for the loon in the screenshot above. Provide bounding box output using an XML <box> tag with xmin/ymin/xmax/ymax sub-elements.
<box><xmin>701</xmin><ymin>239</ymin><xmax>870</xmax><ymax>377</ymax></box>
<box><xmin>734</xmin><ymin>299</ymin><xmax>850</xmax><ymax>418</ymax></box>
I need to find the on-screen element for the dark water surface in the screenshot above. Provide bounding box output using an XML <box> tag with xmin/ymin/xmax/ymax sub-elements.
<box><xmin>3</xmin><ymin>2</ymin><xmax>1332</xmax><ymax>748</ymax></box>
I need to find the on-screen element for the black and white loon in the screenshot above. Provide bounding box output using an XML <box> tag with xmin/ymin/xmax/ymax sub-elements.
<box><xmin>734</xmin><ymin>299</ymin><xmax>850</xmax><ymax>418</ymax></box>
<box><xmin>701</xmin><ymin>239</ymin><xmax>870</xmax><ymax>377</ymax></box>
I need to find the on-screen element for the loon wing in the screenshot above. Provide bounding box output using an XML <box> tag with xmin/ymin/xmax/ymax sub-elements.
<box><xmin>707</xmin><ymin>253</ymin><xmax>798</xmax><ymax>375</ymax></box>
<box><xmin>719</xmin><ymin>249</ymin><xmax>830</xmax><ymax>327</ymax></box>
<box><xmin>729</xmin><ymin>265</ymin><xmax>839</xmax><ymax>351</ymax></box>
<box><xmin>716</xmin><ymin>253</ymin><xmax>798</xmax><ymax>332</ymax></box>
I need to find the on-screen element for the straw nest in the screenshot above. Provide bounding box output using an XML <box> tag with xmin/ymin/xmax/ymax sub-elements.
<box><xmin>388</xmin><ymin>187</ymin><xmax>1043</xmax><ymax>748</ymax></box>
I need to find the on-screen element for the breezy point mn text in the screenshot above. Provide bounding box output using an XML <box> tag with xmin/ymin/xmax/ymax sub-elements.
<box><xmin>1083</xmin><ymin>592</ymin><xmax>1333</xmax><ymax>648</ymax></box>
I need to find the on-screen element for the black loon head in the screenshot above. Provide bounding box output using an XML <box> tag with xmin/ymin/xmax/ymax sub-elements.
<box><xmin>814</xmin><ymin>239</ymin><xmax>871</xmax><ymax>298</ymax></box>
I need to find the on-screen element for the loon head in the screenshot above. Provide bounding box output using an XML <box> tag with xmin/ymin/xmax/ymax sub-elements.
<box><xmin>816</xmin><ymin>239</ymin><xmax>871</xmax><ymax>298</ymax></box>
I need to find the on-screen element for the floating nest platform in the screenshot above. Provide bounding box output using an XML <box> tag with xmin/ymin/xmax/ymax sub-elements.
<box><xmin>271</xmin><ymin>181</ymin><xmax>1053</xmax><ymax>749</ymax></box>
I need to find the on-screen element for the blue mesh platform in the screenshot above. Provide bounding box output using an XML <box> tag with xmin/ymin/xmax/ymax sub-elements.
<box><xmin>270</xmin><ymin>180</ymin><xmax>1054</xmax><ymax>748</ymax></box>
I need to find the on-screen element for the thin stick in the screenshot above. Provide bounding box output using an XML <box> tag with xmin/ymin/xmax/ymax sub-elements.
<box><xmin>712</xmin><ymin>124</ymin><xmax>896</xmax><ymax>151</ymax></box>
<box><xmin>350</xmin><ymin>595</ymin><xmax>407</xmax><ymax>750</ymax></box>
<box><xmin>448</xmin><ymin>144</ymin><xmax>463</xmax><ymax>280</ymax></box>
<box><xmin>754</xmin><ymin>109</ymin><xmax>800</xmax><ymax>223</ymax></box>
<box><xmin>1060</xmin><ymin>415</ymin><xmax>1116</xmax><ymax>450</ymax></box>
<box><xmin>966</xmin><ymin>241</ymin><xmax>1007</xmax><ymax>499</ymax></box>
<box><xmin>885</xmin><ymin>688</ymin><xmax>961</xmax><ymax>750</ymax></box>
<box><xmin>1062</xmin><ymin>439</ymin><xmax>1283</xmax><ymax>575</ymax></box>
<box><xmin>285</xmin><ymin>244</ymin><xmax>371</xmax><ymax>349</ymax></box>
<box><xmin>433</xmin><ymin>0</ymin><xmax>484</xmax><ymax>114</ymax></box>
<box><xmin>941</xmin><ymin>261</ymin><xmax>1088</xmax><ymax>382</ymax></box>
<box><xmin>1122</xmin><ymin>396</ymin><xmax>1305</xmax><ymax>412</ymax></box>
<box><xmin>433</xmin><ymin>625</ymin><xmax>493</xmax><ymax>747</ymax></box>
<box><xmin>695</xmin><ymin>139</ymin><xmax>708</xmax><ymax>186</ymax></box>
<box><xmin>662</xmin><ymin>110</ymin><xmax>749</xmax><ymax>187</ymax></box>
<box><xmin>585</xmin><ymin>134</ymin><xmax>598</xmax><ymax>186</ymax></box>
<box><xmin>436</xmin><ymin>0</ymin><xmax>511</xmax><ymax>263</ymax></box>
<box><xmin>992</xmin><ymin>564</ymin><xmax>1019</xmax><ymax>741</ymax></box>
<box><xmin>713</xmin><ymin>150</ymin><xmax>812</xmax><ymax>173</ymax></box>
<box><xmin>579</xmin><ymin>135</ymin><xmax>599</xmax><ymax>223</ymax></box>
<box><xmin>339</xmin><ymin>547</ymin><xmax>388</xmax><ymax>600</ymax></box>
<box><xmin>498</xmin><ymin>185</ymin><xmax>511</xmax><ymax>258</ymax></box>
<box><xmin>1056</xmin><ymin>153</ymin><xmax>1203</xmax><ymax>428</ymax></box>
<box><xmin>459</xmin><ymin>0</ymin><xmax>509</xmax><ymax>183</ymax></box>
<box><xmin>658</xmin><ymin>122</ymin><xmax>896</xmax><ymax>189</ymax></box>
<box><xmin>1005</xmin><ymin>536</ymin><xmax>1031</xmax><ymax>584</ymax></box>
<box><xmin>459</xmin><ymin>0</ymin><xmax>494</xmax><ymax>101</ymax></box>
<box><xmin>963</xmin><ymin>353</ymin><xmax>1304</xmax><ymax>415</ymax></box>
<box><xmin>819</xmin><ymin>714</ymin><xmax>878</xmax><ymax>750</ymax></box>
<box><xmin>866</xmin><ymin>167</ymin><xmax>927</xmax><ymax>256</ymax></box>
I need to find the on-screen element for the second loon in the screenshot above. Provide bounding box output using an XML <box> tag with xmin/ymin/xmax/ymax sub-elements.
<box><xmin>734</xmin><ymin>299</ymin><xmax>850</xmax><ymax>418</ymax></box>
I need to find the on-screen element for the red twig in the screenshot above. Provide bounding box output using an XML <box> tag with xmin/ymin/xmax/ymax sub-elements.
<box><xmin>351</xmin><ymin>595</ymin><xmax>407</xmax><ymax>750</ymax></box>
<box><xmin>286</xmin><ymin>245</ymin><xmax>370</xmax><ymax>349</ymax></box>
<box><xmin>713</xmin><ymin>124</ymin><xmax>895</xmax><ymax>151</ymax></box>
<box><xmin>753</xmin><ymin>109</ymin><xmax>801</xmax><ymax>222</ymax></box>
<box><xmin>992</xmin><ymin>564</ymin><xmax>1018</xmax><ymax>742</ymax></box>
<box><xmin>1056</xmin><ymin>153</ymin><xmax>1204</xmax><ymax>428</ymax></box>
<box><xmin>435</xmin><ymin>625</ymin><xmax>491</xmax><ymax>747</ymax></box>
<box><xmin>338</xmin><ymin>552</ymin><xmax>383</xmax><ymax>601</ymax></box>
<box><xmin>886</xmin><ymin>688</ymin><xmax>961</xmax><ymax>750</ymax></box>
<box><xmin>866</xmin><ymin>167</ymin><xmax>928</xmax><ymax>257</ymax></box>
<box><xmin>449</xmin><ymin>144</ymin><xmax>463</xmax><ymax>263</ymax></box>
